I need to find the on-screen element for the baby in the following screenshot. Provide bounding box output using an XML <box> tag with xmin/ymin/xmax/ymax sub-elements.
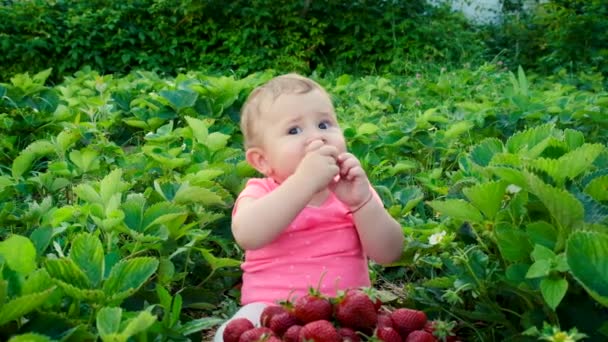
<box><xmin>214</xmin><ymin>73</ymin><xmax>404</xmax><ymax>341</ymax></box>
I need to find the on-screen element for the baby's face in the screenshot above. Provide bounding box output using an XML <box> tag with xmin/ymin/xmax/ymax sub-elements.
<box><xmin>256</xmin><ymin>89</ymin><xmax>346</xmax><ymax>183</ymax></box>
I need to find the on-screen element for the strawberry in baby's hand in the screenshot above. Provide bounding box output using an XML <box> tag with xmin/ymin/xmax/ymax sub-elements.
<box><xmin>223</xmin><ymin>318</ymin><xmax>255</xmax><ymax>342</ymax></box>
<box><xmin>334</xmin><ymin>289</ymin><xmax>378</xmax><ymax>333</ymax></box>
<box><xmin>390</xmin><ymin>308</ymin><xmax>428</xmax><ymax>339</ymax></box>
<box><xmin>299</xmin><ymin>319</ymin><xmax>342</xmax><ymax>342</ymax></box>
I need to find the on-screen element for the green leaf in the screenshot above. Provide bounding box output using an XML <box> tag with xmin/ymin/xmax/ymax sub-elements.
<box><xmin>356</xmin><ymin>123</ymin><xmax>379</xmax><ymax>135</ymax></box>
<box><xmin>173</xmin><ymin>183</ymin><xmax>225</xmax><ymax>206</ymax></box>
<box><xmin>0</xmin><ymin>288</ymin><xmax>55</xmax><ymax>326</ymax></box>
<box><xmin>69</xmin><ymin>148</ymin><xmax>100</xmax><ymax>173</ymax></box>
<box><xmin>74</xmin><ymin>184</ymin><xmax>102</xmax><ymax>204</ymax></box>
<box><xmin>495</xmin><ymin>223</ymin><xmax>532</xmax><ymax>262</ymax></box>
<box><xmin>531</xmin><ymin>244</ymin><xmax>556</xmax><ymax>261</ymax></box>
<box><xmin>184</xmin><ymin>115</ymin><xmax>209</xmax><ymax>143</ymax></box>
<box><xmin>463</xmin><ymin>181</ymin><xmax>507</xmax><ymax>220</ymax></box>
<box><xmin>29</xmin><ymin>227</ymin><xmax>53</xmax><ymax>256</ymax></box>
<box><xmin>142</xmin><ymin>202</ymin><xmax>186</xmax><ymax>231</ymax></box>
<box><xmin>176</xmin><ymin>317</ymin><xmax>224</xmax><ymax>335</ymax></box>
<box><xmin>200</xmin><ymin>249</ymin><xmax>241</xmax><ymax>270</ymax></box>
<box><xmin>97</xmin><ymin>307</ymin><xmax>122</xmax><ymax>336</ymax></box>
<box><xmin>56</xmin><ymin>128</ymin><xmax>80</xmax><ymax>152</ymax></box>
<box><xmin>526</xmin><ymin>260</ymin><xmax>551</xmax><ymax>278</ymax></box>
<box><xmin>525</xmin><ymin>171</ymin><xmax>584</xmax><ymax>250</ymax></box>
<box><xmin>205</xmin><ymin>132</ymin><xmax>230</xmax><ymax>151</ymax></box>
<box><xmin>122</xmin><ymin>194</ymin><xmax>146</xmax><ymax>232</ymax></box>
<box><xmin>11</xmin><ymin>140</ymin><xmax>55</xmax><ymax>178</ymax></box>
<box><xmin>584</xmin><ymin>175</ymin><xmax>608</xmax><ymax>202</ymax></box>
<box><xmin>160</xmin><ymin>89</ymin><xmax>198</xmax><ymax>111</ymax></box>
<box><xmin>100</xmin><ymin>169</ymin><xmax>125</xmax><ymax>206</ymax></box>
<box><xmin>540</xmin><ymin>276</ymin><xmax>568</xmax><ymax>311</ymax></box>
<box><xmin>428</xmin><ymin>199</ymin><xmax>484</xmax><ymax>223</ymax></box>
<box><xmin>0</xmin><ymin>235</ymin><xmax>37</xmax><ymax>275</ymax></box>
<box><xmin>531</xmin><ymin>144</ymin><xmax>604</xmax><ymax>185</ymax></box>
<box><xmin>395</xmin><ymin>186</ymin><xmax>424</xmax><ymax>213</ymax></box>
<box><xmin>120</xmin><ymin>309</ymin><xmax>157</xmax><ymax>338</ymax></box>
<box><xmin>469</xmin><ymin>138</ymin><xmax>503</xmax><ymax>167</ymax></box>
<box><xmin>45</xmin><ymin>258</ymin><xmax>92</xmax><ymax>289</ymax></box>
<box><xmin>567</xmin><ymin>231</ymin><xmax>608</xmax><ymax>307</ymax></box>
<box><xmin>526</xmin><ymin>221</ymin><xmax>557</xmax><ymax>251</ymax></box>
<box><xmin>505</xmin><ymin>123</ymin><xmax>555</xmax><ymax>158</ymax></box>
<box><xmin>8</xmin><ymin>333</ymin><xmax>53</xmax><ymax>342</ymax></box>
<box><xmin>444</xmin><ymin>121</ymin><xmax>474</xmax><ymax>140</ymax></box>
<box><xmin>103</xmin><ymin>257</ymin><xmax>158</xmax><ymax>302</ymax></box>
<box><xmin>70</xmin><ymin>234</ymin><xmax>104</xmax><ymax>287</ymax></box>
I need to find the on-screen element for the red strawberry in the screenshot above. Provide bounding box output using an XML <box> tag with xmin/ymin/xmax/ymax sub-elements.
<box><xmin>335</xmin><ymin>290</ymin><xmax>378</xmax><ymax>332</ymax></box>
<box><xmin>268</xmin><ymin>311</ymin><xmax>298</xmax><ymax>337</ymax></box>
<box><xmin>223</xmin><ymin>318</ymin><xmax>255</xmax><ymax>342</ymax></box>
<box><xmin>377</xmin><ymin>313</ymin><xmax>394</xmax><ymax>329</ymax></box>
<box><xmin>405</xmin><ymin>330</ymin><xmax>436</xmax><ymax>342</ymax></box>
<box><xmin>360</xmin><ymin>286</ymin><xmax>384</xmax><ymax>312</ymax></box>
<box><xmin>238</xmin><ymin>327</ymin><xmax>275</xmax><ymax>342</ymax></box>
<box><xmin>299</xmin><ymin>320</ymin><xmax>342</xmax><ymax>342</ymax></box>
<box><xmin>390</xmin><ymin>308</ymin><xmax>427</xmax><ymax>338</ymax></box>
<box><xmin>293</xmin><ymin>292</ymin><xmax>333</xmax><ymax>324</ymax></box>
<box><xmin>338</xmin><ymin>327</ymin><xmax>361</xmax><ymax>342</ymax></box>
<box><xmin>282</xmin><ymin>324</ymin><xmax>302</xmax><ymax>342</ymax></box>
<box><xmin>375</xmin><ymin>327</ymin><xmax>402</xmax><ymax>342</ymax></box>
<box><xmin>260</xmin><ymin>305</ymin><xmax>287</xmax><ymax>328</ymax></box>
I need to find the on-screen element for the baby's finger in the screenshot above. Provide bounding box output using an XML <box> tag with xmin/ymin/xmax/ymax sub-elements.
<box><xmin>339</xmin><ymin>156</ymin><xmax>359</xmax><ymax>173</ymax></box>
<box><xmin>318</xmin><ymin>145</ymin><xmax>339</xmax><ymax>159</ymax></box>
<box><xmin>306</xmin><ymin>139</ymin><xmax>325</xmax><ymax>153</ymax></box>
<box><xmin>345</xmin><ymin>166</ymin><xmax>365</xmax><ymax>181</ymax></box>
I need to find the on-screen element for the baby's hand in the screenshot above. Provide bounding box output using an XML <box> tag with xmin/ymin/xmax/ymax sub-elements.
<box><xmin>293</xmin><ymin>140</ymin><xmax>340</xmax><ymax>193</ymax></box>
<box><xmin>330</xmin><ymin>153</ymin><xmax>372</xmax><ymax>210</ymax></box>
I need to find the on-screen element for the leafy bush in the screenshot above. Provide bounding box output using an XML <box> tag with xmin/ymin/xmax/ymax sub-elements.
<box><xmin>487</xmin><ymin>0</ymin><xmax>608</xmax><ymax>75</ymax></box>
<box><xmin>0</xmin><ymin>0</ymin><xmax>487</xmax><ymax>82</ymax></box>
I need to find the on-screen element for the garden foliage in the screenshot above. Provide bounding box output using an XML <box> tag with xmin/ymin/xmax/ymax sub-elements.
<box><xmin>0</xmin><ymin>63</ymin><xmax>607</xmax><ymax>340</ymax></box>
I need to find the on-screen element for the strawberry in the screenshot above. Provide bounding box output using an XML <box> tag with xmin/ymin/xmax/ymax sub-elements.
<box><xmin>338</xmin><ymin>327</ymin><xmax>361</xmax><ymax>342</ymax></box>
<box><xmin>375</xmin><ymin>327</ymin><xmax>402</xmax><ymax>342</ymax></box>
<box><xmin>335</xmin><ymin>290</ymin><xmax>378</xmax><ymax>332</ymax></box>
<box><xmin>377</xmin><ymin>313</ymin><xmax>394</xmax><ymax>329</ymax></box>
<box><xmin>293</xmin><ymin>292</ymin><xmax>333</xmax><ymax>324</ymax></box>
<box><xmin>238</xmin><ymin>327</ymin><xmax>275</xmax><ymax>342</ymax></box>
<box><xmin>268</xmin><ymin>310</ymin><xmax>298</xmax><ymax>337</ymax></box>
<box><xmin>405</xmin><ymin>330</ymin><xmax>436</xmax><ymax>342</ymax></box>
<box><xmin>282</xmin><ymin>324</ymin><xmax>302</xmax><ymax>342</ymax></box>
<box><xmin>390</xmin><ymin>308</ymin><xmax>427</xmax><ymax>338</ymax></box>
<box><xmin>360</xmin><ymin>286</ymin><xmax>384</xmax><ymax>312</ymax></box>
<box><xmin>223</xmin><ymin>318</ymin><xmax>255</xmax><ymax>342</ymax></box>
<box><xmin>260</xmin><ymin>305</ymin><xmax>287</xmax><ymax>328</ymax></box>
<box><xmin>299</xmin><ymin>319</ymin><xmax>342</xmax><ymax>342</ymax></box>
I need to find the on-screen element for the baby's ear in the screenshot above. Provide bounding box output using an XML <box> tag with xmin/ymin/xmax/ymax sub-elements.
<box><xmin>245</xmin><ymin>147</ymin><xmax>270</xmax><ymax>175</ymax></box>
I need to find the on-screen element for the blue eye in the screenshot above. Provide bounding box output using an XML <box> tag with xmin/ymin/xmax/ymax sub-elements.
<box><xmin>318</xmin><ymin>121</ymin><xmax>330</xmax><ymax>129</ymax></box>
<box><xmin>288</xmin><ymin>127</ymin><xmax>302</xmax><ymax>135</ymax></box>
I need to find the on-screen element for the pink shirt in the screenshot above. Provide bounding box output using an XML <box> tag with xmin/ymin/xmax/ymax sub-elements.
<box><xmin>233</xmin><ymin>178</ymin><xmax>376</xmax><ymax>305</ymax></box>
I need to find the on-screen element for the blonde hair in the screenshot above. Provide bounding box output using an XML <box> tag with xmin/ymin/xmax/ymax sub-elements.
<box><xmin>240</xmin><ymin>73</ymin><xmax>332</xmax><ymax>149</ymax></box>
